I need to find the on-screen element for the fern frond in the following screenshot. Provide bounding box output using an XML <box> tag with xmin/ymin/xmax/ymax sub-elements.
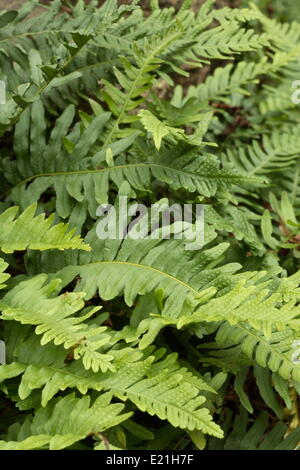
<box><xmin>1</xmin><ymin>0</ymin><xmax>300</xmax><ymax>450</ymax></box>
<box><xmin>2</xmin><ymin>102</ymin><xmax>263</xmax><ymax>220</ymax></box>
<box><xmin>0</xmin><ymin>332</ymin><xmax>221</xmax><ymax>435</ymax></box>
<box><xmin>0</xmin><ymin>275</ymin><xmax>114</xmax><ymax>372</ymax></box>
<box><xmin>215</xmin><ymin>322</ymin><xmax>300</xmax><ymax>382</ymax></box>
<box><xmin>53</xmin><ymin>231</ymin><xmax>241</xmax><ymax>313</ymax></box>
<box><xmin>186</xmin><ymin>51</ymin><xmax>300</xmax><ymax>105</ymax></box>
<box><xmin>138</xmin><ymin>109</ymin><xmax>185</xmax><ymax>149</ymax></box>
<box><xmin>0</xmin><ymin>203</ymin><xmax>89</xmax><ymax>253</ymax></box>
<box><xmin>100</xmin><ymin>26</ymin><xmax>183</xmax><ymax>148</ymax></box>
<box><xmin>207</xmin><ymin>407</ymin><xmax>300</xmax><ymax>450</ymax></box>
<box><xmin>178</xmin><ymin>273</ymin><xmax>300</xmax><ymax>335</ymax></box>
<box><xmin>273</xmin><ymin>164</ymin><xmax>300</xmax><ymax>216</ymax></box>
<box><xmin>222</xmin><ymin>127</ymin><xmax>300</xmax><ymax>176</ymax></box>
<box><xmin>117</xmin><ymin>372</ymin><xmax>222</xmax><ymax>436</ymax></box>
<box><xmin>0</xmin><ymin>392</ymin><xmax>131</xmax><ymax>450</ymax></box>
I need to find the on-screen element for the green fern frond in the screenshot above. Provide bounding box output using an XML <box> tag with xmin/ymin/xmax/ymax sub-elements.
<box><xmin>0</xmin><ymin>392</ymin><xmax>131</xmax><ymax>450</ymax></box>
<box><xmin>0</xmin><ymin>203</ymin><xmax>90</xmax><ymax>253</ymax></box>
<box><xmin>207</xmin><ymin>407</ymin><xmax>300</xmax><ymax>450</ymax></box>
<box><xmin>2</xmin><ymin>101</ymin><xmax>263</xmax><ymax>220</ymax></box>
<box><xmin>0</xmin><ymin>259</ymin><xmax>9</xmax><ymax>289</ymax></box>
<box><xmin>0</xmin><ymin>275</ymin><xmax>114</xmax><ymax>372</ymax></box>
<box><xmin>1</xmin><ymin>0</ymin><xmax>300</xmax><ymax>451</ymax></box>
<box><xmin>186</xmin><ymin>51</ymin><xmax>300</xmax><ymax>106</ymax></box>
<box><xmin>178</xmin><ymin>273</ymin><xmax>300</xmax><ymax>335</ymax></box>
<box><xmin>0</xmin><ymin>333</ymin><xmax>220</xmax><ymax>435</ymax></box>
<box><xmin>222</xmin><ymin>127</ymin><xmax>300</xmax><ymax>176</ymax></box>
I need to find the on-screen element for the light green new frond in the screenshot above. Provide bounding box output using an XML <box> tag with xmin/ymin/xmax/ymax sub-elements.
<box><xmin>0</xmin><ymin>393</ymin><xmax>131</xmax><ymax>450</ymax></box>
<box><xmin>222</xmin><ymin>127</ymin><xmax>300</xmax><ymax>176</ymax></box>
<box><xmin>273</xmin><ymin>164</ymin><xmax>300</xmax><ymax>217</ymax></box>
<box><xmin>0</xmin><ymin>436</ymin><xmax>52</xmax><ymax>451</ymax></box>
<box><xmin>0</xmin><ymin>275</ymin><xmax>114</xmax><ymax>372</ymax></box>
<box><xmin>166</xmin><ymin>4</ymin><xmax>272</xmax><ymax>68</ymax></box>
<box><xmin>0</xmin><ymin>203</ymin><xmax>90</xmax><ymax>253</ymax></box>
<box><xmin>27</xmin><ymin>225</ymin><xmax>250</xmax><ymax>349</ymax></box>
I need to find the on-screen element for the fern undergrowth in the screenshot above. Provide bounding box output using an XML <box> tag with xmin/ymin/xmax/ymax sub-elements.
<box><xmin>0</xmin><ymin>0</ymin><xmax>300</xmax><ymax>451</ymax></box>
